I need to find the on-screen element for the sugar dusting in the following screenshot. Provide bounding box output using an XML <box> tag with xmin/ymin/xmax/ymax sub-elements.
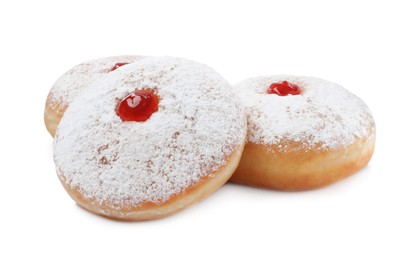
<box><xmin>234</xmin><ymin>75</ymin><xmax>375</xmax><ymax>151</ymax></box>
<box><xmin>53</xmin><ymin>57</ymin><xmax>246</xmax><ymax>208</ymax></box>
<box><xmin>48</xmin><ymin>55</ymin><xmax>146</xmax><ymax>111</ymax></box>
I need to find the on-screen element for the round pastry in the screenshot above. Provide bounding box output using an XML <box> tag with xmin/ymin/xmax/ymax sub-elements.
<box><xmin>53</xmin><ymin>57</ymin><xmax>247</xmax><ymax>220</ymax></box>
<box><xmin>230</xmin><ymin>75</ymin><xmax>375</xmax><ymax>190</ymax></box>
<box><xmin>45</xmin><ymin>55</ymin><xmax>146</xmax><ymax>137</ymax></box>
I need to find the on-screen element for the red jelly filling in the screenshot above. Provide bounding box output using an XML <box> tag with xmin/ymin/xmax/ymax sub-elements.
<box><xmin>110</xmin><ymin>62</ymin><xmax>130</xmax><ymax>71</ymax></box>
<box><xmin>267</xmin><ymin>81</ymin><xmax>301</xmax><ymax>96</ymax></box>
<box><xmin>116</xmin><ymin>90</ymin><xmax>159</xmax><ymax>122</ymax></box>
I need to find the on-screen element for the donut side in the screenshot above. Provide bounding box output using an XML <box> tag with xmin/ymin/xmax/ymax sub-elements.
<box><xmin>231</xmin><ymin>131</ymin><xmax>375</xmax><ymax>190</ymax></box>
<box><xmin>44</xmin><ymin>93</ymin><xmax>66</xmax><ymax>137</ymax></box>
<box><xmin>59</xmin><ymin>142</ymin><xmax>244</xmax><ymax>220</ymax></box>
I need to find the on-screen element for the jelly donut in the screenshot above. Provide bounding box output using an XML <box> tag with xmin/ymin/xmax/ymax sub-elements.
<box><xmin>53</xmin><ymin>57</ymin><xmax>247</xmax><ymax>220</ymax></box>
<box><xmin>231</xmin><ymin>75</ymin><xmax>375</xmax><ymax>190</ymax></box>
<box><xmin>44</xmin><ymin>55</ymin><xmax>146</xmax><ymax>137</ymax></box>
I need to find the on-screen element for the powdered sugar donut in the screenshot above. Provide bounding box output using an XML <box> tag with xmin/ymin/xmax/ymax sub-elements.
<box><xmin>231</xmin><ymin>75</ymin><xmax>375</xmax><ymax>190</ymax></box>
<box><xmin>53</xmin><ymin>57</ymin><xmax>247</xmax><ymax>220</ymax></box>
<box><xmin>44</xmin><ymin>55</ymin><xmax>146</xmax><ymax>136</ymax></box>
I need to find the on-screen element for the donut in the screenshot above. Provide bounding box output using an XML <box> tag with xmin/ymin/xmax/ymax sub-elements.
<box><xmin>230</xmin><ymin>75</ymin><xmax>375</xmax><ymax>190</ymax></box>
<box><xmin>53</xmin><ymin>57</ymin><xmax>247</xmax><ymax>220</ymax></box>
<box><xmin>44</xmin><ymin>55</ymin><xmax>146</xmax><ymax>137</ymax></box>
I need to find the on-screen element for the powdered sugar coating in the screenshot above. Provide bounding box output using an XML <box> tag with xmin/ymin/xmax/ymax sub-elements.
<box><xmin>53</xmin><ymin>57</ymin><xmax>246</xmax><ymax>208</ymax></box>
<box><xmin>48</xmin><ymin>55</ymin><xmax>146</xmax><ymax>111</ymax></box>
<box><xmin>234</xmin><ymin>75</ymin><xmax>375</xmax><ymax>151</ymax></box>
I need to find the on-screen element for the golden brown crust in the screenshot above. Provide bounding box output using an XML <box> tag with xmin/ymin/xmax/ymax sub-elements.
<box><xmin>230</xmin><ymin>132</ymin><xmax>375</xmax><ymax>190</ymax></box>
<box><xmin>58</xmin><ymin>142</ymin><xmax>245</xmax><ymax>221</ymax></box>
<box><xmin>44</xmin><ymin>95</ymin><xmax>66</xmax><ymax>137</ymax></box>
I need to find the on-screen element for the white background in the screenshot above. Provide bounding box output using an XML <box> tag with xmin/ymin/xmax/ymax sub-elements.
<box><xmin>1</xmin><ymin>0</ymin><xmax>415</xmax><ymax>259</ymax></box>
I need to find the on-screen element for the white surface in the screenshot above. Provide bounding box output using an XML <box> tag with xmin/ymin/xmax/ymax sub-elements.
<box><xmin>0</xmin><ymin>0</ymin><xmax>414</xmax><ymax>259</ymax></box>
